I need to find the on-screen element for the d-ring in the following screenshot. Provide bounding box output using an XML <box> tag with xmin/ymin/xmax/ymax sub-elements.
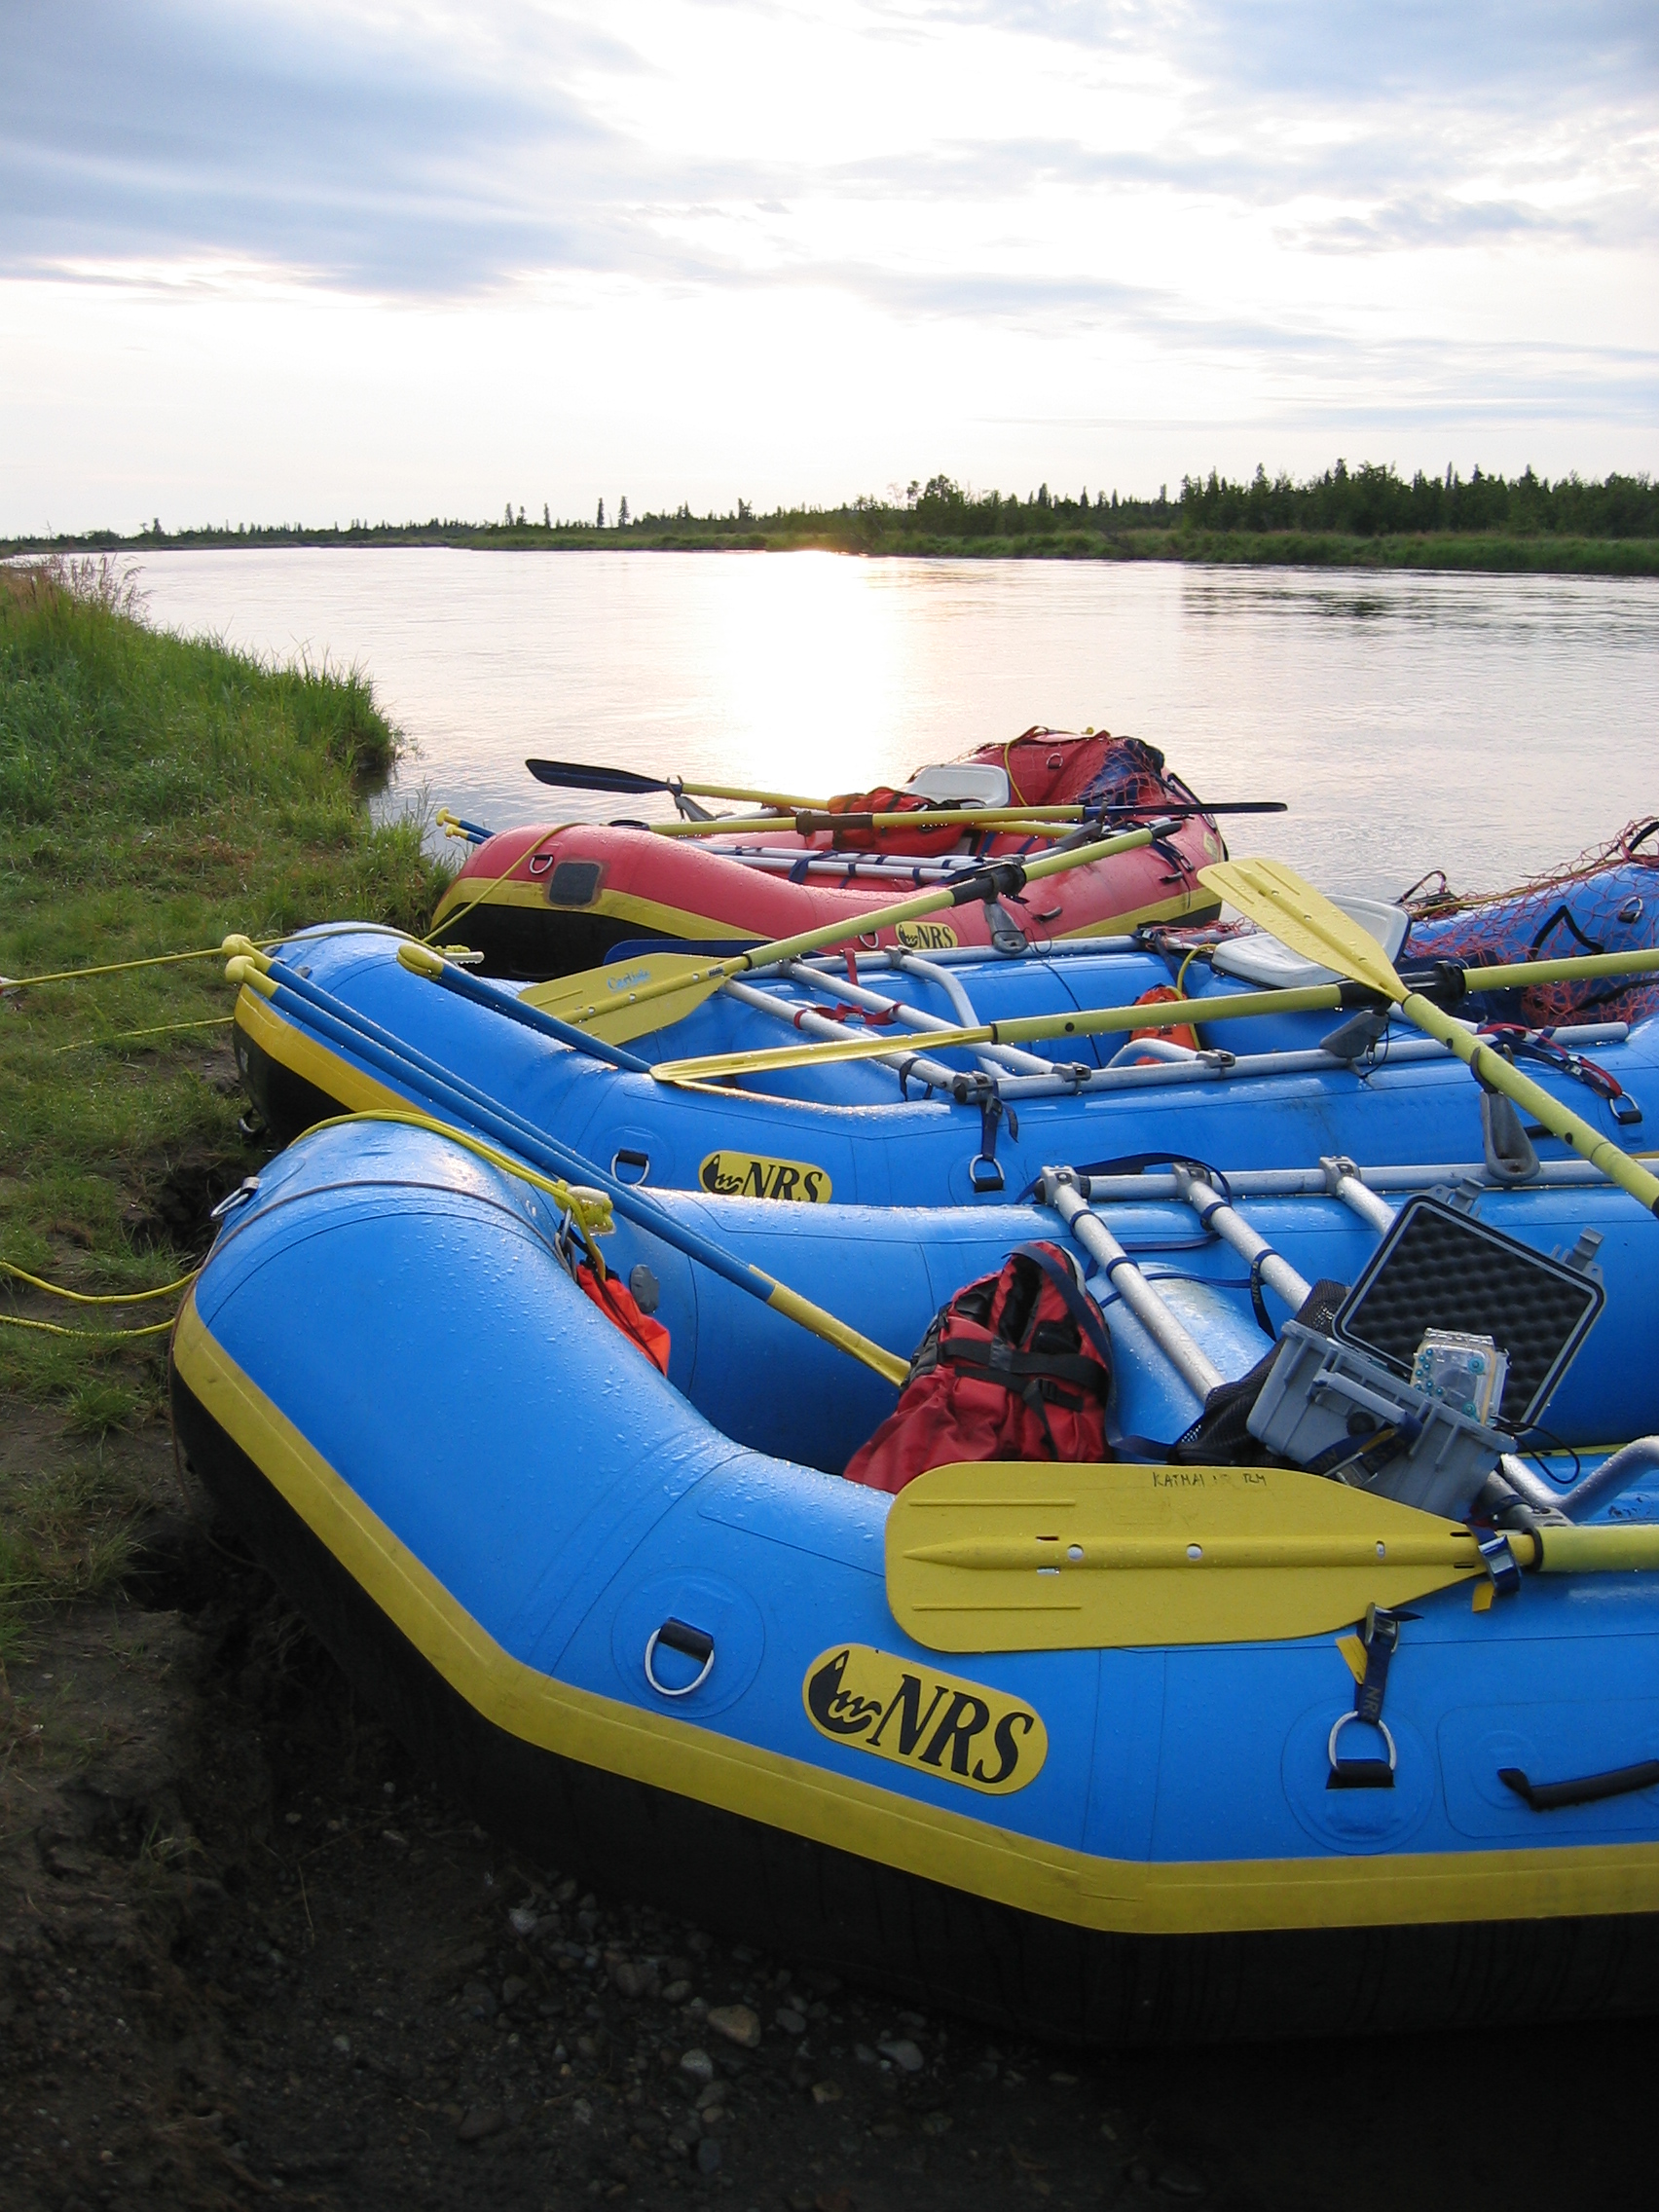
<box><xmin>645</xmin><ymin>1618</ymin><xmax>715</xmax><ymax>1698</ymax></box>
<box><xmin>1336</xmin><ymin>1698</ymin><xmax>1397</xmax><ymax>1787</ymax></box>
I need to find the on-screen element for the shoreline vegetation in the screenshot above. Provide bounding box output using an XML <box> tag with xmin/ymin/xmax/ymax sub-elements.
<box><xmin>7</xmin><ymin>461</ymin><xmax>1656</xmax><ymax>576</ymax></box>
<box><xmin>0</xmin><ymin>557</ymin><xmax>447</xmax><ymax>1629</ymax></box>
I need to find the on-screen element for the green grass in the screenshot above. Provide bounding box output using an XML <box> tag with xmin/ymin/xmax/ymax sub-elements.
<box><xmin>0</xmin><ymin>557</ymin><xmax>452</xmax><ymax>1638</ymax></box>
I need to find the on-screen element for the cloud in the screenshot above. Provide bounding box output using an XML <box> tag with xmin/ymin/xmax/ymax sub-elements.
<box><xmin>932</xmin><ymin>1</ymin><xmax>1659</xmax><ymax>107</ymax></box>
<box><xmin>1</xmin><ymin>0</ymin><xmax>1654</xmax><ymax>396</ymax></box>
<box><xmin>0</xmin><ymin>0</ymin><xmax>666</xmax><ymax>292</ymax></box>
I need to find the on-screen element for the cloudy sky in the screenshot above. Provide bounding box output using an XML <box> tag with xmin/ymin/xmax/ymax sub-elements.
<box><xmin>3</xmin><ymin>1</ymin><xmax>1654</xmax><ymax>531</ymax></box>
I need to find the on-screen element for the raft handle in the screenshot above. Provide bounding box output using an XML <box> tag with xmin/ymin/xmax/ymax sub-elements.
<box><xmin>611</xmin><ymin>1149</ymin><xmax>650</xmax><ymax>1185</ymax></box>
<box><xmin>1498</xmin><ymin>1758</ymin><xmax>1659</xmax><ymax>1812</ymax></box>
<box><xmin>645</xmin><ymin>1618</ymin><xmax>716</xmax><ymax>1699</ymax></box>
<box><xmin>1327</xmin><ymin>1711</ymin><xmax>1396</xmax><ymax>1790</ymax></box>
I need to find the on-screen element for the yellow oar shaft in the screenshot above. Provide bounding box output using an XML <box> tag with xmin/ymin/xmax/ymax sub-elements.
<box><xmin>653</xmin><ymin>981</ymin><xmax>1346</xmax><ymax>1083</ymax></box>
<box><xmin>1469</xmin><ymin>946</ymin><xmax>1659</xmax><ymax>993</ymax></box>
<box><xmin>676</xmin><ymin>782</ymin><xmax>826</xmax><ymax>808</ymax></box>
<box><xmin>1532</xmin><ymin>1524</ymin><xmax>1659</xmax><ymax>1572</ymax></box>
<box><xmin>762</xmin><ymin>1276</ymin><xmax>909</xmax><ymax>1386</ymax></box>
<box><xmin>568</xmin><ymin>828</ymin><xmax>1157</xmax><ymax>1026</ymax></box>
<box><xmin>1403</xmin><ymin>994</ymin><xmax>1659</xmax><ymax>1214</ymax></box>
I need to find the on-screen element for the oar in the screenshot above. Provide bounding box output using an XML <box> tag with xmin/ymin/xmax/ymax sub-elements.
<box><xmin>1204</xmin><ymin>859</ymin><xmax>1659</xmax><ymax>1217</ymax></box>
<box><xmin>649</xmin><ymin>943</ymin><xmax>1659</xmax><ymax>1086</ymax></box>
<box><xmin>526</xmin><ymin>758</ymin><xmax>820</xmax><ymax>810</ymax></box>
<box><xmin>650</xmin><ymin>806</ymin><xmax>1086</xmax><ymax>840</ymax></box>
<box><xmin>510</xmin><ymin>828</ymin><xmax>1163</xmax><ymax>1042</ymax></box>
<box><xmin>885</xmin><ymin>1457</ymin><xmax>1659</xmax><ymax>1652</ymax></box>
<box><xmin>225</xmin><ymin>951</ymin><xmax>909</xmax><ymax>1388</ymax></box>
<box><xmin>648</xmin><ymin>800</ymin><xmax>1290</xmax><ymax>840</ymax></box>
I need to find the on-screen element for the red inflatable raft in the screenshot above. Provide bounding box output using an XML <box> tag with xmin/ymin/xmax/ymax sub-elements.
<box><xmin>430</xmin><ymin>731</ymin><xmax>1227</xmax><ymax>977</ymax></box>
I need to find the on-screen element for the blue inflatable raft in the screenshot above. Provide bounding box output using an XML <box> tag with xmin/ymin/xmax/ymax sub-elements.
<box><xmin>229</xmin><ymin>925</ymin><xmax>1659</xmax><ymax>1210</ymax></box>
<box><xmin>170</xmin><ymin>1116</ymin><xmax>1659</xmax><ymax>2044</ymax></box>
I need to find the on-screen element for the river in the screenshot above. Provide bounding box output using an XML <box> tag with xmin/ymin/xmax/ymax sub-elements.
<box><xmin>133</xmin><ymin>549</ymin><xmax>1658</xmax><ymax>899</ymax></box>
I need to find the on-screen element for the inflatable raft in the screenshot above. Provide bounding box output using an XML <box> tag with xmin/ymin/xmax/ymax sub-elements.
<box><xmin>171</xmin><ymin>1117</ymin><xmax>1659</xmax><ymax>2043</ymax></box>
<box><xmin>229</xmin><ymin>924</ymin><xmax>1659</xmax><ymax>1207</ymax></box>
<box><xmin>429</xmin><ymin>734</ymin><xmax>1226</xmax><ymax>977</ymax></box>
<box><xmin>1403</xmin><ymin>819</ymin><xmax>1659</xmax><ymax>1031</ymax></box>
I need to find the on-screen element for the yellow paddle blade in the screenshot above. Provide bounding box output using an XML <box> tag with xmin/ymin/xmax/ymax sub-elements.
<box><xmin>1201</xmin><ymin>859</ymin><xmax>1406</xmax><ymax>1004</ymax></box>
<box><xmin>885</xmin><ymin>1460</ymin><xmax>1482</xmax><ymax>1652</ymax></box>
<box><xmin>521</xmin><ymin>950</ymin><xmax>736</xmax><ymax>1040</ymax></box>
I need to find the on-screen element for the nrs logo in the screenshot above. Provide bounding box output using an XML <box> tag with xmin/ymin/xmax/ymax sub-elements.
<box><xmin>803</xmin><ymin>1645</ymin><xmax>1046</xmax><ymax>1794</ymax></box>
<box><xmin>699</xmin><ymin>1151</ymin><xmax>832</xmax><ymax>1203</ymax></box>
<box><xmin>895</xmin><ymin>921</ymin><xmax>959</xmax><ymax>951</ymax></box>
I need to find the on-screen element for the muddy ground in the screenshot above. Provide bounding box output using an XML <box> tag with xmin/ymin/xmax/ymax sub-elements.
<box><xmin>3</xmin><ymin>1418</ymin><xmax>1657</xmax><ymax>2212</ymax></box>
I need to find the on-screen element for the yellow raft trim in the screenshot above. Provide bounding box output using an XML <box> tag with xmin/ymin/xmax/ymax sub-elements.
<box><xmin>236</xmin><ymin>986</ymin><xmax>405</xmax><ymax>1115</ymax></box>
<box><xmin>174</xmin><ymin>1296</ymin><xmax>1659</xmax><ymax>1938</ymax></box>
<box><xmin>430</xmin><ymin>876</ymin><xmax>761</xmax><ymax>945</ymax></box>
<box><xmin>430</xmin><ymin>872</ymin><xmax>1214</xmax><ymax>945</ymax></box>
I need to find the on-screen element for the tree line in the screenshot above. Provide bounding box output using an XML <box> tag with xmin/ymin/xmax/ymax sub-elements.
<box><xmin>7</xmin><ymin>461</ymin><xmax>1654</xmax><ymax>556</ymax></box>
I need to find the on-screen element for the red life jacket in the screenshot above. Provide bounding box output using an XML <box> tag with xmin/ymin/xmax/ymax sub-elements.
<box><xmin>842</xmin><ymin>1241</ymin><xmax>1113</xmax><ymax>1494</ymax></box>
<box><xmin>824</xmin><ymin>786</ymin><xmax>964</xmax><ymax>855</ymax></box>
<box><xmin>575</xmin><ymin>1260</ymin><xmax>672</xmax><ymax>1376</ymax></box>
<box><xmin>1124</xmin><ymin>982</ymin><xmax>1200</xmax><ymax>1063</ymax></box>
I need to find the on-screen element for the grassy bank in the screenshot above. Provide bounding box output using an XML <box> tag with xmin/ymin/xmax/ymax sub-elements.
<box><xmin>0</xmin><ymin>558</ymin><xmax>448</xmax><ymax>1640</ymax></box>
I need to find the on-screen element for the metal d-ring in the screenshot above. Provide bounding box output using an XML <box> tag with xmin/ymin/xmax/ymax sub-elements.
<box><xmin>1327</xmin><ymin>1709</ymin><xmax>1397</xmax><ymax>1789</ymax></box>
<box><xmin>644</xmin><ymin>1618</ymin><xmax>716</xmax><ymax>1699</ymax></box>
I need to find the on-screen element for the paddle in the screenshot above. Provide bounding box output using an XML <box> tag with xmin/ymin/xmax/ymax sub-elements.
<box><xmin>650</xmin><ymin>943</ymin><xmax>1659</xmax><ymax>1086</ymax></box>
<box><xmin>511</xmin><ymin>828</ymin><xmax>1163</xmax><ymax>1042</ymax></box>
<box><xmin>524</xmin><ymin>756</ymin><xmax>1285</xmax><ymax>828</ymax></box>
<box><xmin>527</xmin><ymin>758</ymin><xmax>821</xmax><ymax>810</ymax></box>
<box><xmin>1204</xmin><ymin>860</ymin><xmax>1659</xmax><ymax>1217</ymax></box>
<box><xmin>650</xmin><ymin>806</ymin><xmax>1087</xmax><ymax>840</ymax></box>
<box><xmin>648</xmin><ymin>800</ymin><xmax>1289</xmax><ymax>840</ymax></box>
<box><xmin>885</xmin><ymin>1457</ymin><xmax>1659</xmax><ymax>1652</ymax></box>
<box><xmin>225</xmin><ymin>950</ymin><xmax>909</xmax><ymax>1388</ymax></box>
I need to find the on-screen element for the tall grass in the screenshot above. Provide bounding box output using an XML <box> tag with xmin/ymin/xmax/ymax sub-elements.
<box><xmin>0</xmin><ymin>560</ymin><xmax>452</xmax><ymax>1629</ymax></box>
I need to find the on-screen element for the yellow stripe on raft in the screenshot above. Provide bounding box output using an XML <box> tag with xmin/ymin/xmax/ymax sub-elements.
<box><xmin>172</xmin><ymin>1298</ymin><xmax>1659</xmax><ymax>1938</ymax></box>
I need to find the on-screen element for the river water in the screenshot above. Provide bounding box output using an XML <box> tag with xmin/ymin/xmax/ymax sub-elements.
<box><xmin>133</xmin><ymin>549</ymin><xmax>1659</xmax><ymax>900</ymax></box>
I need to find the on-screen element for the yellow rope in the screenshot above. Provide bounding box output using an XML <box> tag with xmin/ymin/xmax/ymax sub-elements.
<box><xmin>1</xmin><ymin>942</ymin><xmax>278</xmax><ymax>991</ymax></box>
<box><xmin>306</xmin><ymin>1109</ymin><xmax>615</xmax><ymax>1256</ymax></box>
<box><xmin>0</xmin><ymin>1312</ymin><xmax>177</xmax><ymax>1341</ymax></box>
<box><xmin>1</xmin><ymin>1260</ymin><xmax>199</xmax><ymax>1305</ymax></box>
<box><xmin>53</xmin><ymin>1015</ymin><xmax>235</xmax><ymax>1053</ymax></box>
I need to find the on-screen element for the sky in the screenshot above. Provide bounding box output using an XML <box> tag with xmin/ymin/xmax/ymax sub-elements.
<box><xmin>2</xmin><ymin>0</ymin><xmax>1655</xmax><ymax>532</ymax></box>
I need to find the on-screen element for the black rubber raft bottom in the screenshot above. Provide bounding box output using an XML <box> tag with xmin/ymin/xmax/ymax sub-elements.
<box><xmin>170</xmin><ymin>1365</ymin><xmax>1659</xmax><ymax>2048</ymax></box>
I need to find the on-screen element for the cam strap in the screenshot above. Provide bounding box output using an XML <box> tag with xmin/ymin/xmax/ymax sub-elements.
<box><xmin>1328</xmin><ymin>1604</ymin><xmax>1402</xmax><ymax>1791</ymax></box>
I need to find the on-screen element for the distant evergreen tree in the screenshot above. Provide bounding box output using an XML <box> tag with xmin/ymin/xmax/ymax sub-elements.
<box><xmin>543</xmin><ymin>502</ymin><xmax>550</xmax><ymax>527</ymax></box>
<box><xmin>597</xmin><ymin>498</ymin><xmax>606</xmax><ymax>528</ymax></box>
<box><xmin>619</xmin><ymin>497</ymin><xmax>630</xmax><ymax>526</ymax></box>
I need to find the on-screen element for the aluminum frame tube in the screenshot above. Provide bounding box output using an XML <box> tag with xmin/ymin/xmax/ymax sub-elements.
<box><xmin>1043</xmin><ymin>1173</ymin><xmax>1224</xmax><ymax>1405</ymax></box>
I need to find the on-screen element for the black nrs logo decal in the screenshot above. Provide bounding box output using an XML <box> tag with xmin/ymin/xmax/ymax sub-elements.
<box><xmin>802</xmin><ymin>1645</ymin><xmax>1046</xmax><ymax>1794</ymax></box>
<box><xmin>699</xmin><ymin>1151</ymin><xmax>831</xmax><ymax>1203</ymax></box>
<box><xmin>895</xmin><ymin>920</ymin><xmax>958</xmax><ymax>951</ymax></box>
